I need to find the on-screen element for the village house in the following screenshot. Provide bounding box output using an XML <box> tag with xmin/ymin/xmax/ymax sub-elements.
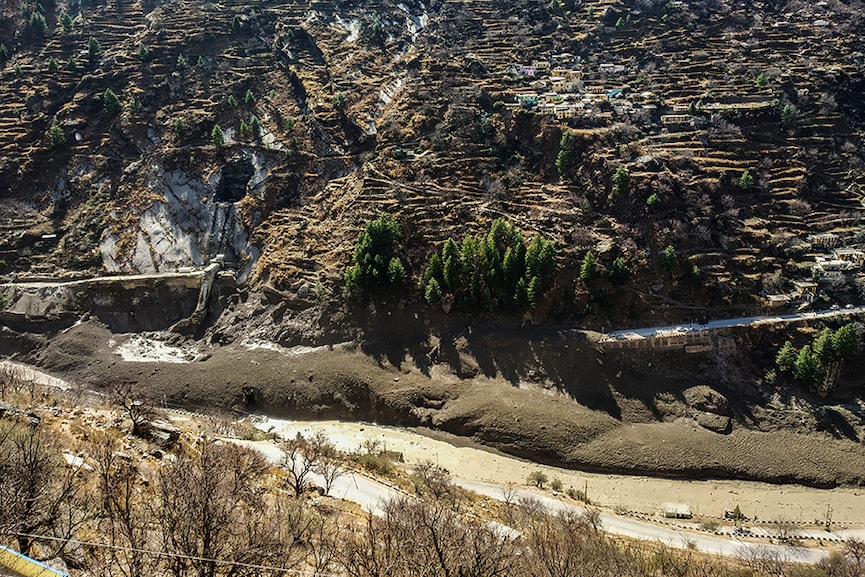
<box><xmin>660</xmin><ymin>114</ymin><xmax>694</xmax><ymax>126</ymax></box>
<box><xmin>663</xmin><ymin>503</ymin><xmax>693</xmax><ymax>519</ymax></box>
<box><xmin>540</xmin><ymin>92</ymin><xmax>565</xmax><ymax>104</ymax></box>
<box><xmin>518</xmin><ymin>64</ymin><xmax>536</xmax><ymax>77</ymax></box>
<box><xmin>807</xmin><ymin>232</ymin><xmax>839</xmax><ymax>248</ymax></box>
<box><xmin>792</xmin><ymin>280</ymin><xmax>819</xmax><ymax>300</ymax></box>
<box><xmin>811</xmin><ymin>256</ymin><xmax>857</xmax><ymax>280</ymax></box>
<box><xmin>832</xmin><ymin>248</ymin><xmax>865</xmax><ymax>265</ymax></box>
<box><xmin>533</xmin><ymin>60</ymin><xmax>551</xmax><ymax>71</ymax></box>
<box><xmin>764</xmin><ymin>294</ymin><xmax>792</xmax><ymax>308</ymax></box>
<box><xmin>516</xmin><ymin>93</ymin><xmax>539</xmax><ymax>107</ymax></box>
<box><xmin>552</xmin><ymin>68</ymin><xmax>580</xmax><ymax>81</ymax></box>
<box><xmin>599</xmin><ymin>63</ymin><xmax>627</xmax><ymax>74</ymax></box>
<box><xmin>555</xmin><ymin>104</ymin><xmax>578</xmax><ymax>119</ymax></box>
<box><xmin>551</xmin><ymin>76</ymin><xmax>579</xmax><ymax>93</ymax></box>
<box><xmin>585</xmin><ymin>86</ymin><xmax>607</xmax><ymax>102</ymax></box>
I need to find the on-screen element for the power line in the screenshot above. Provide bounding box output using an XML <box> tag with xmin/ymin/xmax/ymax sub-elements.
<box><xmin>8</xmin><ymin>532</ymin><xmax>342</xmax><ymax>577</ymax></box>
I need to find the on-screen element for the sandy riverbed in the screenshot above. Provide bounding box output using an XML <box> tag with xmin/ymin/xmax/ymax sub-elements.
<box><xmin>254</xmin><ymin>416</ymin><xmax>865</xmax><ymax>528</ymax></box>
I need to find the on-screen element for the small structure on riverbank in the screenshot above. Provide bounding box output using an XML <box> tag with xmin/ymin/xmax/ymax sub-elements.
<box><xmin>663</xmin><ymin>502</ymin><xmax>693</xmax><ymax>519</ymax></box>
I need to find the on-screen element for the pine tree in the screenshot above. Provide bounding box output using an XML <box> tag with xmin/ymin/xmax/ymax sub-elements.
<box><xmin>60</xmin><ymin>12</ymin><xmax>73</xmax><ymax>32</ymax></box>
<box><xmin>832</xmin><ymin>324</ymin><xmax>860</xmax><ymax>360</ymax></box>
<box><xmin>173</xmin><ymin>117</ymin><xmax>186</xmax><ymax>135</ymax></box>
<box><xmin>441</xmin><ymin>238</ymin><xmax>460</xmax><ymax>290</ymax></box>
<box><xmin>244</xmin><ymin>89</ymin><xmax>255</xmax><ymax>105</ymax></box>
<box><xmin>812</xmin><ymin>328</ymin><xmax>836</xmax><ymax>365</ymax></box>
<box><xmin>555</xmin><ymin>131</ymin><xmax>572</xmax><ymax>174</ymax></box>
<box><xmin>780</xmin><ymin>104</ymin><xmax>793</xmax><ymax>128</ymax></box>
<box><xmin>662</xmin><ymin>245</ymin><xmax>677</xmax><ymax>275</ymax></box>
<box><xmin>580</xmin><ymin>251</ymin><xmax>597</xmax><ymax>282</ymax></box>
<box><xmin>103</xmin><ymin>89</ymin><xmax>122</xmax><ymax>114</ymax></box>
<box><xmin>424</xmin><ymin>278</ymin><xmax>442</xmax><ymax>304</ymax></box>
<box><xmin>775</xmin><ymin>341</ymin><xmax>796</xmax><ymax>373</ymax></box>
<box><xmin>344</xmin><ymin>214</ymin><xmax>405</xmax><ymax>299</ymax></box>
<box><xmin>610</xmin><ymin>256</ymin><xmax>628</xmax><ymax>283</ymax></box>
<box><xmin>738</xmin><ymin>170</ymin><xmax>755</xmax><ymax>190</ymax></box>
<box><xmin>387</xmin><ymin>257</ymin><xmax>407</xmax><ymax>286</ymax></box>
<box><xmin>793</xmin><ymin>345</ymin><xmax>819</xmax><ymax>386</ymax></box>
<box><xmin>88</xmin><ymin>36</ymin><xmax>101</xmax><ymax>64</ymax></box>
<box><xmin>29</xmin><ymin>11</ymin><xmax>47</xmax><ymax>35</ymax></box>
<box><xmin>612</xmin><ymin>165</ymin><xmax>630</xmax><ymax>194</ymax></box>
<box><xmin>47</xmin><ymin>56</ymin><xmax>58</xmax><ymax>73</ymax></box>
<box><xmin>211</xmin><ymin>124</ymin><xmax>225</xmax><ymax>148</ymax></box>
<box><xmin>0</xmin><ymin>43</ymin><xmax>8</xmax><ymax>65</ymax></box>
<box><xmin>48</xmin><ymin>118</ymin><xmax>66</xmax><ymax>147</ymax></box>
<box><xmin>65</xmin><ymin>57</ymin><xmax>78</xmax><ymax>72</ymax></box>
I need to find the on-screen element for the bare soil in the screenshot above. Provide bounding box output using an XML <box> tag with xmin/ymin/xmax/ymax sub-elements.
<box><xmin>22</xmin><ymin>308</ymin><xmax>865</xmax><ymax>490</ymax></box>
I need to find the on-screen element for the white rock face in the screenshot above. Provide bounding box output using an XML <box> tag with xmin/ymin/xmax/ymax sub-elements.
<box><xmin>101</xmin><ymin>154</ymin><xmax>270</xmax><ymax>274</ymax></box>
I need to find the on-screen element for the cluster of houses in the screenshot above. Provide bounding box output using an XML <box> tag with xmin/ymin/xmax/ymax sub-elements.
<box><xmin>806</xmin><ymin>234</ymin><xmax>865</xmax><ymax>281</ymax></box>
<box><xmin>503</xmin><ymin>54</ymin><xmax>782</xmax><ymax>129</ymax></box>
<box><xmin>504</xmin><ymin>59</ymin><xmax>648</xmax><ymax>120</ymax></box>
<box><xmin>503</xmin><ymin>58</ymin><xmax>705</xmax><ymax>127</ymax></box>
<box><xmin>764</xmin><ymin>233</ymin><xmax>864</xmax><ymax>308</ymax></box>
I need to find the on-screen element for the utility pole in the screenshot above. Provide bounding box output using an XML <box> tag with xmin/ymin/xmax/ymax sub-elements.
<box><xmin>825</xmin><ymin>504</ymin><xmax>832</xmax><ymax>532</ymax></box>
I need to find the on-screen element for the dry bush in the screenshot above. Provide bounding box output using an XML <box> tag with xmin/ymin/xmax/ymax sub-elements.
<box><xmin>0</xmin><ymin>420</ymin><xmax>90</xmax><ymax>558</ymax></box>
<box><xmin>342</xmin><ymin>497</ymin><xmax>520</xmax><ymax>577</ymax></box>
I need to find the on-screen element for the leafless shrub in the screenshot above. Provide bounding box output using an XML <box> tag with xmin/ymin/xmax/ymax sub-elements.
<box><xmin>342</xmin><ymin>497</ymin><xmax>519</xmax><ymax>577</ymax></box>
<box><xmin>0</xmin><ymin>421</ymin><xmax>90</xmax><ymax>558</ymax></box>
<box><xmin>410</xmin><ymin>460</ymin><xmax>457</xmax><ymax>504</ymax></box>
<box><xmin>737</xmin><ymin>544</ymin><xmax>787</xmax><ymax>577</ymax></box>
<box><xmin>281</xmin><ymin>431</ymin><xmax>338</xmax><ymax>496</ymax></box>
<box><xmin>0</xmin><ymin>363</ymin><xmax>26</xmax><ymax>401</ymax></box>
<box><xmin>789</xmin><ymin>199</ymin><xmax>812</xmax><ymax>216</ymax></box>
<box><xmin>111</xmin><ymin>383</ymin><xmax>160</xmax><ymax>437</ymax></box>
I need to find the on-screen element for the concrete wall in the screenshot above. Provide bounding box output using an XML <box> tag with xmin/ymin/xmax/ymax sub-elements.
<box><xmin>1</xmin><ymin>271</ymin><xmax>208</xmax><ymax>333</ymax></box>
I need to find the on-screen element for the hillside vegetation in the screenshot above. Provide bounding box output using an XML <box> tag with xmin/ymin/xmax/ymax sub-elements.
<box><xmin>2</xmin><ymin>0</ymin><xmax>865</xmax><ymax>496</ymax></box>
<box><xmin>0</xmin><ymin>0</ymin><xmax>863</xmax><ymax>325</ymax></box>
<box><xmin>2</xmin><ymin>372</ymin><xmax>865</xmax><ymax>577</ymax></box>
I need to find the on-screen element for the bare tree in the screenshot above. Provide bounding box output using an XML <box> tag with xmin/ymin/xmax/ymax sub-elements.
<box><xmin>281</xmin><ymin>431</ymin><xmax>336</xmax><ymax>496</ymax></box>
<box><xmin>111</xmin><ymin>383</ymin><xmax>158</xmax><ymax>437</ymax></box>
<box><xmin>410</xmin><ymin>460</ymin><xmax>456</xmax><ymax>504</ymax></box>
<box><xmin>155</xmin><ymin>441</ymin><xmax>269</xmax><ymax>577</ymax></box>
<box><xmin>0</xmin><ymin>420</ymin><xmax>89</xmax><ymax>558</ymax></box>
<box><xmin>313</xmin><ymin>450</ymin><xmax>345</xmax><ymax>496</ymax></box>
<box><xmin>91</xmin><ymin>434</ymin><xmax>154</xmax><ymax>577</ymax></box>
<box><xmin>0</xmin><ymin>363</ymin><xmax>25</xmax><ymax>401</ymax></box>
<box><xmin>342</xmin><ymin>497</ymin><xmax>519</xmax><ymax>577</ymax></box>
<box><xmin>819</xmin><ymin>538</ymin><xmax>865</xmax><ymax>577</ymax></box>
<box><xmin>520</xmin><ymin>508</ymin><xmax>613</xmax><ymax>577</ymax></box>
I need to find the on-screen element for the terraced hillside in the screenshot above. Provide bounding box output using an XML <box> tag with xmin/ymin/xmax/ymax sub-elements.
<box><xmin>0</xmin><ymin>0</ymin><xmax>864</xmax><ymax>325</ymax></box>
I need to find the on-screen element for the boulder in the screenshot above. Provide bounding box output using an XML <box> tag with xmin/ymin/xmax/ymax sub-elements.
<box><xmin>683</xmin><ymin>385</ymin><xmax>729</xmax><ymax>415</ymax></box>
<box><xmin>696</xmin><ymin>412</ymin><xmax>732</xmax><ymax>434</ymax></box>
<box><xmin>145</xmin><ymin>419</ymin><xmax>180</xmax><ymax>448</ymax></box>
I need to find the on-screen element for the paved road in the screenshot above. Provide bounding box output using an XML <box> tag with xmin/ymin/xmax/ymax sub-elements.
<box><xmin>230</xmin><ymin>439</ymin><xmax>399</xmax><ymax>515</ymax></box>
<box><xmin>604</xmin><ymin>305</ymin><xmax>865</xmax><ymax>341</ymax></box>
<box><xmin>232</xmin><ymin>437</ymin><xmax>836</xmax><ymax>564</ymax></box>
<box><xmin>3</xmin><ymin>362</ymin><xmax>844</xmax><ymax>564</ymax></box>
<box><xmin>456</xmin><ymin>480</ymin><xmax>830</xmax><ymax>564</ymax></box>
